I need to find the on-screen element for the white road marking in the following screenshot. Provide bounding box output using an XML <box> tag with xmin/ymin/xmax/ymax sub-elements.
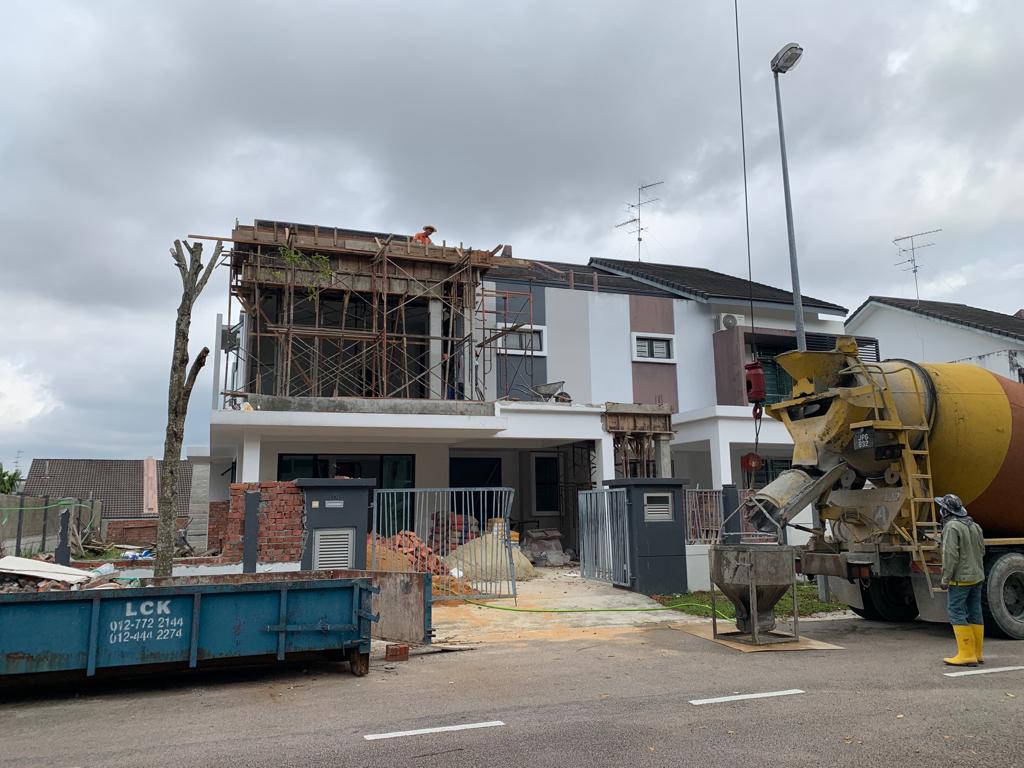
<box><xmin>943</xmin><ymin>665</ymin><xmax>1024</xmax><ymax>678</ymax></box>
<box><xmin>689</xmin><ymin>689</ymin><xmax>805</xmax><ymax>705</ymax></box>
<box><xmin>364</xmin><ymin>720</ymin><xmax>506</xmax><ymax>741</ymax></box>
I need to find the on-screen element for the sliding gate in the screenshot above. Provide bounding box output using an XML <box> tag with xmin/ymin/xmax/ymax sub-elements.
<box><xmin>578</xmin><ymin>488</ymin><xmax>631</xmax><ymax>587</ymax></box>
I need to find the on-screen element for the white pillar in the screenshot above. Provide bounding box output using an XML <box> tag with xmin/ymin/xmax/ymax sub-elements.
<box><xmin>241</xmin><ymin>432</ymin><xmax>262</xmax><ymax>482</ymax></box>
<box><xmin>428</xmin><ymin>299</ymin><xmax>444</xmax><ymax>399</ymax></box>
<box><xmin>655</xmin><ymin>435</ymin><xmax>672</xmax><ymax>478</ymax></box>
<box><xmin>709</xmin><ymin>430</ymin><xmax>733</xmax><ymax>489</ymax></box>
<box><xmin>593</xmin><ymin>434</ymin><xmax>616</xmax><ymax>485</ymax></box>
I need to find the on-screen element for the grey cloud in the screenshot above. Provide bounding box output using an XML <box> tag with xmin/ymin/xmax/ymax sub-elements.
<box><xmin>2</xmin><ymin>0</ymin><xmax>1023</xmax><ymax>464</ymax></box>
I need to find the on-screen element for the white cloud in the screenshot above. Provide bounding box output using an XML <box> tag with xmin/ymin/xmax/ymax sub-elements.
<box><xmin>0</xmin><ymin>359</ymin><xmax>61</xmax><ymax>429</ymax></box>
<box><xmin>886</xmin><ymin>49</ymin><xmax>912</xmax><ymax>76</ymax></box>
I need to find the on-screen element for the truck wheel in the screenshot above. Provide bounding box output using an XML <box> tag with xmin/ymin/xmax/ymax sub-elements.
<box><xmin>982</xmin><ymin>552</ymin><xmax>1024</xmax><ymax>640</ymax></box>
<box><xmin>865</xmin><ymin>577</ymin><xmax>919</xmax><ymax>622</ymax></box>
<box><xmin>849</xmin><ymin>584</ymin><xmax>883</xmax><ymax>620</ymax></box>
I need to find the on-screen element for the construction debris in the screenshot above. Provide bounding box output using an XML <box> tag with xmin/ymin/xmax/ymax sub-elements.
<box><xmin>369</xmin><ymin>532</ymin><xmax>477</xmax><ymax>597</ymax></box>
<box><xmin>375</xmin><ymin>531</ymin><xmax>451</xmax><ymax>575</ymax></box>
<box><xmin>385</xmin><ymin>643</ymin><xmax>410</xmax><ymax>662</ymax></box>
<box><xmin>0</xmin><ymin>556</ymin><xmax>129</xmax><ymax>593</ymax></box>
<box><xmin>0</xmin><ymin>556</ymin><xmax>90</xmax><ymax>584</ymax></box>
<box><xmin>445</xmin><ymin>534</ymin><xmax>537</xmax><ymax>582</ymax></box>
<box><xmin>522</xmin><ymin>529</ymin><xmax>571</xmax><ymax>567</ymax></box>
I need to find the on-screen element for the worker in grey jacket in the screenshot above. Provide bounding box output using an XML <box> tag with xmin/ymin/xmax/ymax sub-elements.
<box><xmin>937</xmin><ymin>494</ymin><xmax>986</xmax><ymax>666</ymax></box>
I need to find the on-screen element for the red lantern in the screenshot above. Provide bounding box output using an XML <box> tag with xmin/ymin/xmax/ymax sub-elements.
<box><xmin>745</xmin><ymin>361</ymin><xmax>766</xmax><ymax>404</ymax></box>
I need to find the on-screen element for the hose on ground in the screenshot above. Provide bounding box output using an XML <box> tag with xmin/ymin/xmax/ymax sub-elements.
<box><xmin>463</xmin><ymin>598</ymin><xmax>733</xmax><ymax>620</ymax></box>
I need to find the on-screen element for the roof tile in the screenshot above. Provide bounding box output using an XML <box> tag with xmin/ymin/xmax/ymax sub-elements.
<box><xmin>21</xmin><ymin>459</ymin><xmax>192</xmax><ymax>518</ymax></box>
<box><xmin>589</xmin><ymin>258</ymin><xmax>847</xmax><ymax>313</ymax></box>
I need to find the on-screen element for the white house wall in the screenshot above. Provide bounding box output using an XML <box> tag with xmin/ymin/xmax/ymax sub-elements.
<box><xmin>544</xmin><ymin>287</ymin><xmax>593</xmax><ymax>403</ymax></box>
<box><xmin>675</xmin><ymin>300</ymin><xmax>716</xmax><ymax>412</ymax></box>
<box><xmin>848</xmin><ymin>305</ymin><xmax>1021</xmax><ymax>365</ymax></box>
<box><xmin>958</xmin><ymin>349</ymin><xmax>1024</xmax><ymax>380</ymax></box>
<box><xmin>586</xmin><ymin>292</ymin><xmax>634</xmax><ymax>403</ymax></box>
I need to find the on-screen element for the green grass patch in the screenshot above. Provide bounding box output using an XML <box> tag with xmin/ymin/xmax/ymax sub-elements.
<box><xmin>655</xmin><ymin>583</ymin><xmax>848</xmax><ymax>619</ymax></box>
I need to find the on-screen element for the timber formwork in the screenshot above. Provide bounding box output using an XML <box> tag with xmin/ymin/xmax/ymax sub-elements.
<box><xmin>603</xmin><ymin>404</ymin><xmax>674</xmax><ymax>479</ymax></box>
<box><xmin>221</xmin><ymin>220</ymin><xmax>538</xmax><ymax>403</ymax></box>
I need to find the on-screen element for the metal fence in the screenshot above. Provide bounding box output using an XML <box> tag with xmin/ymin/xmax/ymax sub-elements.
<box><xmin>578</xmin><ymin>488</ymin><xmax>630</xmax><ymax>586</ymax></box>
<box><xmin>0</xmin><ymin>494</ymin><xmax>99</xmax><ymax>557</ymax></box>
<box><xmin>684</xmin><ymin>489</ymin><xmax>777</xmax><ymax>544</ymax></box>
<box><xmin>370</xmin><ymin>487</ymin><xmax>517</xmax><ymax>602</ymax></box>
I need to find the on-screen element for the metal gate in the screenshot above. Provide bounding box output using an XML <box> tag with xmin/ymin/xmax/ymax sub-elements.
<box><xmin>371</xmin><ymin>487</ymin><xmax>517</xmax><ymax>602</ymax></box>
<box><xmin>578</xmin><ymin>488</ymin><xmax>631</xmax><ymax>586</ymax></box>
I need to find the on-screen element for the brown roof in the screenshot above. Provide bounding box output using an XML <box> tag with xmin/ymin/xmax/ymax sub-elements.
<box><xmin>21</xmin><ymin>459</ymin><xmax>192</xmax><ymax>518</ymax></box>
<box><xmin>849</xmin><ymin>297</ymin><xmax>1024</xmax><ymax>342</ymax></box>
<box><xmin>589</xmin><ymin>258</ymin><xmax>847</xmax><ymax>313</ymax></box>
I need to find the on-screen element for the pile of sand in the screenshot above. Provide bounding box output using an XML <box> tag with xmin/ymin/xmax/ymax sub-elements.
<box><xmin>445</xmin><ymin>534</ymin><xmax>537</xmax><ymax>582</ymax></box>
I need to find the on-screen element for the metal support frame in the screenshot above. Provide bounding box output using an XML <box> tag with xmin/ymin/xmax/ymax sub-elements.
<box><xmin>220</xmin><ymin>223</ymin><xmax>539</xmax><ymax>404</ymax></box>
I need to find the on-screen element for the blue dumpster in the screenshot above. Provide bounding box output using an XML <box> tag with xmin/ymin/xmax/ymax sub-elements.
<box><xmin>0</xmin><ymin>571</ymin><xmax>379</xmax><ymax>678</ymax></box>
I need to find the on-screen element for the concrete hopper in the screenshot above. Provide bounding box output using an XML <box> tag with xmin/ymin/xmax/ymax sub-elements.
<box><xmin>710</xmin><ymin>544</ymin><xmax>799</xmax><ymax>644</ymax></box>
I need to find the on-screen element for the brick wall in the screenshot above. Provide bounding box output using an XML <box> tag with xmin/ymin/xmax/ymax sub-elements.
<box><xmin>207</xmin><ymin>501</ymin><xmax>230</xmax><ymax>551</ymax></box>
<box><xmin>222</xmin><ymin>482</ymin><xmax>305</xmax><ymax>563</ymax></box>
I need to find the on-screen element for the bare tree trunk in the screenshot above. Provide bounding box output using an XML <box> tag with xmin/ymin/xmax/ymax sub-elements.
<box><xmin>155</xmin><ymin>239</ymin><xmax>222</xmax><ymax>578</ymax></box>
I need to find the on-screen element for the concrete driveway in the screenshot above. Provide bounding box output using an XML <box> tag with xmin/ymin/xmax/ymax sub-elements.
<box><xmin>432</xmin><ymin>566</ymin><xmax>697</xmax><ymax>644</ymax></box>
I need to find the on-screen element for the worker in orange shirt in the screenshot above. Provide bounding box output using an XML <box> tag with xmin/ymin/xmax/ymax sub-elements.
<box><xmin>413</xmin><ymin>225</ymin><xmax>436</xmax><ymax>245</ymax></box>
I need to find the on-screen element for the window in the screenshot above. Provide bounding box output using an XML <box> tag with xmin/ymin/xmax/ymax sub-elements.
<box><xmin>748</xmin><ymin>457</ymin><xmax>792</xmax><ymax>489</ymax></box>
<box><xmin>632</xmin><ymin>333</ymin><xmax>676</xmax><ymax>363</ymax></box>
<box><xmin>533</xmin><ymin>455</ymin><xmax>561</xmax><ymax>515</ymax></box>
<box><xmin>277</xmin><ymin>453</ymin><xmax>414</xmax><ymax>489</ymax></box>
<box><xmin>755</xmin><ymin>347</ymin><xmax>794</xmax><ymax>404</ymax></box>
<box><xmin>498</xmin><ymin>324</ymin><xmax>546</xmax><ymax>356</ymax></box>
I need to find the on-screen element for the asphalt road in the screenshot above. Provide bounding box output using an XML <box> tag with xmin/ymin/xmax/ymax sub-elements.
<box><xmin>2</xmin><ymin>618</ymin><xmax>1022</xmax><ymax>768</ymax></box>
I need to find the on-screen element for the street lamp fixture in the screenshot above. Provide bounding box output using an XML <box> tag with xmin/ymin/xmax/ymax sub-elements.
<box><xmin>771</xmin><ymin>42</ymin><xmax>806</xmax><ymax>351</ymax></box>
<box><xmin>771</xmin><ymin>43</ymin><xmax>803</xmax><ymax>74</ymax></box>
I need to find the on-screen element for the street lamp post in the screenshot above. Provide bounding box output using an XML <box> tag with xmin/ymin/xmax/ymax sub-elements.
<box><xmin>771</xmin><ymin>42</ymin><xmax>805</xmax><ymax>351</ymax></box>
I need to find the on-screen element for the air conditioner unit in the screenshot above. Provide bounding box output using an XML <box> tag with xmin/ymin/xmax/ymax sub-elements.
<box><xmin>717</xmin><ymin>313</ymin><xmax>746</xmax><ymax>332</ymax></box>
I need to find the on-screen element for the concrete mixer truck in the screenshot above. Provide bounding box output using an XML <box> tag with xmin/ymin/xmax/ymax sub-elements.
<box><xmin>741</xmin><ymin>336</ymin><xmax>1024</xmax><ymax>639</ymax></box>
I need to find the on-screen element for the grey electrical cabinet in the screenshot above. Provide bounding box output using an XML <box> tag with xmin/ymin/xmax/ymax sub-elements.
<box><xmin>604</xmin><ymin>478</ymin><xmax>687</xmax><ymax>595</ymax></box>
<box><xmin>295</xmin><ymin>479</ymin><xmax>376</xmax><ymax>570</ymax></box>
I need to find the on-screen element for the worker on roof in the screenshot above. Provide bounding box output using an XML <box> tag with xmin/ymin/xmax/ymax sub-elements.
<box><xmin>937</xmin><ymin>494</ymin><xmax>987</xmax><ymax>667</ymax></box>
<box><xmin>413</xmin><ymin>225</ymin><xmax>436</xmax><ymax>245</ymax></box>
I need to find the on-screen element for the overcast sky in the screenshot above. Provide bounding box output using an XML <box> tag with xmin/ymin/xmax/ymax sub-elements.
<box><xmin>1</xmin><ymin>0</ymin><xmax>1022</xmax><ymax>467</ymax></box>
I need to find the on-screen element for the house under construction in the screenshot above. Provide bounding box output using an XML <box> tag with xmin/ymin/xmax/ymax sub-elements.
<box><xmin>205</xmin><ymin>219</ymin><xmax>677</xmax><ymax>547</ymax></box>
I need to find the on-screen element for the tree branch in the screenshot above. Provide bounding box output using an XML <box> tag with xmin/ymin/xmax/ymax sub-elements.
<box><xmin>170</xmin><ymin>240</ymin><xmax>188</xmax><ymax>281</ymax></box>
<box><xmin>183</xmin><ymin>240</ymin><xmax>204</xmax><ymax>286</ymax></box>
<box><xmin>195</xmin><ymin>240</ymin><xmax>224</xmax><ymax>296</ymax></box>
<box><xmin>181</xmin><ymin>346</ymin><xmax>210</xmax><ymax>407</ymax></box>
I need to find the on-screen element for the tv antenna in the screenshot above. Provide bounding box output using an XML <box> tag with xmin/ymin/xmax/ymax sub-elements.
<box><xmin>616</xmin><ymin>180</ymin><xmax>664</xmax><ymax>261</ymax></box>
<box><xmin>893</xmin><ymin>228</ymin><xmax>941</xmax><ymax>302</ymax></box>
<box><xmin>13</xmin><ymin>450</ymin><xmax>23</xmax><ymax>472</ymax></box>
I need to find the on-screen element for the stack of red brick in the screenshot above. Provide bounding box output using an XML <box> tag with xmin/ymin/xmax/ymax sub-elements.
<box><xmin>219</xmin><ymin>482</ymin><xmax>305</xmax><ymax>563</ymax></box>
<box><xmin>381</xmin><ymin>531</ymin><xmax>449</xmax><ymax>575</ymax></box>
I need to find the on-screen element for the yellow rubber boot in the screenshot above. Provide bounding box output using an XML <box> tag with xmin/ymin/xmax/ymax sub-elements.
<box><xmin>943</xmin><ymin>625</ymin><xmax>978</xmax><ymax>666</ymax></box>
<box><xmin>972</xmin><ymin>624</ymin><xmax>985</xmax><ymax>664</ymax></box>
